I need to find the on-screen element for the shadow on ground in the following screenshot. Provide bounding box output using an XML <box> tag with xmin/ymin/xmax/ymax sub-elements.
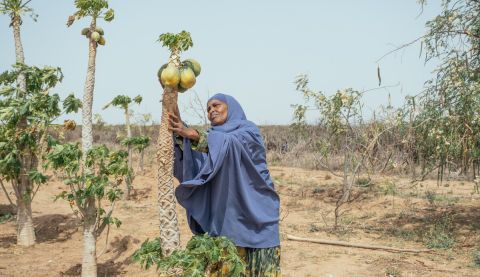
<box><xmin>61</xmin><ymin>235</ymin><xmax>140</xmax><ymax>276</ymax></box>
<box><xmin>34</xmin><ymin>214</ymin><xmax>80</xmax><ymax>243</ymax></box>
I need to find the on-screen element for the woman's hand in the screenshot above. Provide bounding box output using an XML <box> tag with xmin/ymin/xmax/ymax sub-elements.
<box><xmin>168</xmin><ymin>113</ymin><xmax>200</xmax><ymax>141</ymax></box>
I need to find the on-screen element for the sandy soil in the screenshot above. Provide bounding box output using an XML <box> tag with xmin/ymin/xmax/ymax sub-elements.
<box><xmin>1</xmin><ymin>165</ymin><xmax>479</xmax><ymax>276</ymax></box>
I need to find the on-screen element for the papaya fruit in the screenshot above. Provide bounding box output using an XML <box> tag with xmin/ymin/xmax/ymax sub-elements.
<box><xmin>95</xmin><ymin>27</ymin><xmax>104</xmax><ymax>35</ymax></box>
<box><xmin>178</xmin><ymin>85</ymin><xmax>188</xmax><ymax>93</ymax></box>
<box><xmin>179</xmin><ymin>66</ymin><xmax>196</xmax><ymax>89</ymax></box>
<box><xmin>157</xmin><ymin>63</ymin><xmax>168</xmax><ymax>88</ymax></box>
<box><xmin>160</xmin><ymin>63</ymin><xmax>180</xmax><ymax>88</ymax></box>
<box><xmin>91</xmin><ymin>31</ymin><xmax>101</xmax><ymax>42</ymax></box>
<box><xmin>183</xmin><ymin>58</ymin><xmax>201</xmax><ymax>76</ymax></box>
<box><xmin>81</xmin><ymin>28</ymin><xmax>89</xmax><ymax>35</ymax></box>
<box><xmin>98</xmin><ymin>36</ymin><xmax>106</xmax><ymax>46</ymax></box>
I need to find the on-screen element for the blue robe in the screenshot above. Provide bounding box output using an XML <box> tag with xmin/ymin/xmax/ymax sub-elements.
<box><xmin>174</xmin><ymin>93</ymin><xmax>280</xmax><ymax>248</ymax></box>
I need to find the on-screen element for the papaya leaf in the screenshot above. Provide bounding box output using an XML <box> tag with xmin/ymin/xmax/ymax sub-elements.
<box><xmin>63</xmin><ymin>93</ymin><xmax>82</xmax><ymax>113</ymax></box>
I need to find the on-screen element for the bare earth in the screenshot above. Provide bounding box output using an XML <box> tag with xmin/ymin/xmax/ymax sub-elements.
<box><xmin>1</xmin><ymin>165</ymin><xmax>479</xmax><ymax>276</ymax></box>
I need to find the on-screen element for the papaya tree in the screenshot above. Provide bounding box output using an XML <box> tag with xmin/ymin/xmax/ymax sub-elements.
<box><xmin>66</xmin><ymin>1</ymin><xmax>114</xmax><ymax>276</ymax></box>
<box><xmin>103</xmin><ymin>94</ymin><xmax>142</xmax><ymax>199</ymax></box>
<box><xmin>121</xmin><ymin>135</ymin><xmax>150</xmax><ymax>175</ymax></box>
<box><xmin>66</xmin><ymin>0</ymin><xmax>113</xmax><ymax>158</ymax></box>
<box><xmin>1</xmin><ymin>0</ymin><xmax>37</xmax><ymax>247</ymax></box>
<box><xmin>45</xmin><ymin>143</ymin><xmax>128</xmax><ymax>277</ymax></box>
<box><xmin>0</xmin><ymin>64</ymin><xmax>81</xmax><ymax>246</ymax></box>
<box><xmin>155</xmin><ymin>31</ymin><xmax>200</xmax><ymax>256</ymax></box>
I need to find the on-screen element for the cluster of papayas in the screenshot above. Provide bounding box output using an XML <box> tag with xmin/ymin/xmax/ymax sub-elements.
<box><xmin>81</xmin><ymin>27</ymin><xmax>106</xmax><ymax>46</ymax></box>
<box><xmin>157</xmin><ymin>59</ymin><xmax>201</xmax><ymax>93</ymax></box>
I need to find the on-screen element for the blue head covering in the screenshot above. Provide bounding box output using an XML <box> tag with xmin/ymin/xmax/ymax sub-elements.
<box><xmin>174</xmin><ymin>93</ymin><xmax>280</xmax><ymax>248</ymax></box>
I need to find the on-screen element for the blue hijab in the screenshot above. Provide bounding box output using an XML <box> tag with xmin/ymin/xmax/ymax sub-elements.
<box><xmin>174</xmin><ymin>93</ymin><xmax>280</xmax><ymax>248</ymax></box>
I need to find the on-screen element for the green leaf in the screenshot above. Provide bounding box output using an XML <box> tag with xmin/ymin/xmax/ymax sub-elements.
<box><xmin>104</xmin><ymin>8</ymin><xmax>114</xmax><ymax>21</ymax></box>
<box><xmin>63</xmin><ymin>93</ymin><xmax>82</xmax><ymax>113</ymax></box>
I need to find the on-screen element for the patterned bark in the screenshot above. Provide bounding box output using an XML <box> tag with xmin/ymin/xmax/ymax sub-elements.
<box><xmin>156</xmin><ymin>51</ymin><xmax>181</xmax><ymax>256</ymax></box>
<box><xmin>81</xmin><ymin>19</ymin><xmax>98</xmax><ymax>277</ymax></box>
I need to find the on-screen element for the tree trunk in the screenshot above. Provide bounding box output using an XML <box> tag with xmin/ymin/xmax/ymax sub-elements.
<box><xmin>12</xmin><ymin>14</ymin><xmax>36</xmax><ymax>247</ymax></box>
<box><xmin>16</xmin><ymin>192</ymin><xmax>35</xmax><ymax>247</ymax></box>
<box><xmin>139</xmin><ymin>150</ymin><xmax>145</xmax><ymax>175</ymax></box>
<box><xmin>82</xmin><ymin>198</ymin><xmax>97</xmax><ymax>277</ymax></box>
<box><xmin>125</xmin><ymin>108</ymin><xmax>132</xmax><ymax>199</ymax></box>
<box><xmin>81</xmin><ymin>20</ymin><xmax>97</xmax><ymax>162</ymax></box>
<box><xmin>81</xmin><ymin>19</ymin><xmax>98</xmax><ymax>277</ymax></box>
<box><xmin>155</xmin><ymin>51</ymin><xmax>181</xmax><ymax>256</ymax></box>
<box><xmin>12</xmin><ymin>15</ymin><xmax>26</xmax><ymax>89</ymax></box>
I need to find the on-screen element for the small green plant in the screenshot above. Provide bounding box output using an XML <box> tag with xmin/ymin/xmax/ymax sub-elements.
<box><xmin>356</xmin><ymin>177</ymin><xmax>372</xmax><ymax>188</ymax></box>
<box><xmin>473</xmin><ymin>249</ymin><xmax>480</xmax><ymax>267</ymax></box>
<box><xmin>133</xmin><ymin>233</ymin><xmax>246</xmax><ymax>277</ymax></box>
<box><xmin>382</xmin><ymin>181</ymin><xmax>397</xmax><ymax>196</ymax></box>
<box><xmin>0</xmin><ymin>213</ymin><xmax>13</xmax><ymax>224</ymax></box>
<box><xmin>385</xmin><ymin>266</ymin><xmax>402</xmax><ymax>277</ymax></box>
<box><xmin>309</xmin><ymin>224</ymin><xmax>320</xmax><ymax>233</ymax></box>
<box><xmin>424</xmin><ymin>214</ymin><xmax>455</xmax><ymax>249</ymax></box>
<box><xmin>425</xmin><ymin>190</ymin><xmax>437</xmax><ymax>206</ymax></box>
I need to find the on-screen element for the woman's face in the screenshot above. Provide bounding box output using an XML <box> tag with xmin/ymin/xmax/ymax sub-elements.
<box><xmin>207</xmin><ymin>99</ymin><xmax>228</xmax><ymax>126</ymax></box>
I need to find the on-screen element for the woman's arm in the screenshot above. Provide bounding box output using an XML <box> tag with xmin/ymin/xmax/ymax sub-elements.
<box><xmin>168</xmin><ymin>112</ymin><xmax>200</xmax><ymax>141</ymax></box>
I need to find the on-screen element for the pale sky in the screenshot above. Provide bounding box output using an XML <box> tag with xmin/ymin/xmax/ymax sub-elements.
<box><xmin>0</xmin><ymin>1</ymin><xmax>441</xmax><ymax>125</ymax></box>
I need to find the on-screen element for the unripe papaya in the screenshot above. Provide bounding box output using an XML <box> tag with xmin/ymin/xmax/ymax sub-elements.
<box><xmin>98</xmin><ymin>36</ymin><xmax>106</xmax><ymax>46</ymax></box>
<box><xmin>183</xmin><ymin>58</ymin><xmax>201</xmax><ymax>76</ymax></box>
<box><xmin>91</xmin><ymin>31</ymin><xmax>101</xmax><ymax>42</ymax></box>
<box><xmin>95</xmin><ymin>27</ymin><xmax>104</xmax><ymax>35</ymax></box>
<box><xmin>179</xmin><ymin>66</ymin><xmax>196</xmax><ymax>89</ymax></box>
<box><xmin>81</xmin><ymin>28</ymin><xmax>89</xmax><ymax>35</ymax></box>
<box><xmin>178</xmin><ymin>85</ymin><xmax>188</xmax><ymax>93</ymax></box>
<box><xmin>157</xmin><ymin>63</ymin><xmax>168</xmax><ymax>88</ymax></box>
<box><xmin>160</xmin><ymin>63</ymin><xmax>180</xmax><ymax>88</ymax></box>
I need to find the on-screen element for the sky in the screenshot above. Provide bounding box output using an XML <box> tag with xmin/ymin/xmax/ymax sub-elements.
<box><xmin>0</xmin><ymin>1</ymin><xmax>442</xmax><ymax>125</ymax></box>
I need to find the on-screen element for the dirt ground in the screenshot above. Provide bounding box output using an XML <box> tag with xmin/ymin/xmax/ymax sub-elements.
<box><xmin>1</xmin><ymin>165</ymin><xmax>480</xmax><ymax>276</ymax></box>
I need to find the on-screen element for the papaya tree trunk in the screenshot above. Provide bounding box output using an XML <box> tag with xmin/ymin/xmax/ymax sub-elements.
<box><xmin>12</xmin><ymin>15</ymin><xmax>26</xmax><ymax>87</ymax></box>
<box><xmin>125</xmin><ymin>108</ymin><xmax>132</xmax><ymax>199</ymax></box>
<box><xmin>81</xmin><ymin>19</ymin><xmax>98</xmax><ymax>277</ymax></box>
<box><xmin>155</xmin><ymin>51</ymin><xmax>181</xmax><ymax>256</ymax></box>
<box><xmin>15</xmin><ymin>179</ymin><xmax>35</xmax><ymax>247</ymax></box>
<box><xmin>12</xmin><ymin>14</ymin><xmax>36</xmax><ymax>247</ymax></box>
<box><xmin>82</xmin><ymin>198</ymin><xmax>97</xmax><ymax>277</ymax></box>
<box><xmin>81</xmin><ymin>20</ymin><xmax>97</xmax><ymax>162</ymax></box>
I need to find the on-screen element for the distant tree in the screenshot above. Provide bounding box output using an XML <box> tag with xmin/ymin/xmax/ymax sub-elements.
<box><xmin>121</xmin><ymin>136</ymin><xmax>150</xmax><ymax>175</ymax></box>
<box><xmin>103</xmin><ymin>94</ymin><xmax>142</xmax><ymax>198</ymax></box>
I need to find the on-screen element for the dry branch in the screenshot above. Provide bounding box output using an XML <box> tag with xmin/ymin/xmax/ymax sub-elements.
<box><xmin>286</xmin><ymin>234</ymin><xmax>432</xmax><ymax>253</ymax></box>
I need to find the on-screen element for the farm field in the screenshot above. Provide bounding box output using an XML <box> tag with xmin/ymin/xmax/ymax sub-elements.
<box><xmin>1</xmin><ymin>164</ymin><xmax>479</xmax><ymax>276</ymax></box>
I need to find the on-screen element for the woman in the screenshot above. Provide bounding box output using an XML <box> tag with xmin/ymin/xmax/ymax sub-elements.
<box><xmin>169</xmin><ymin>93</ymin><xmax>281</xmax><ymax>276</ymax></box>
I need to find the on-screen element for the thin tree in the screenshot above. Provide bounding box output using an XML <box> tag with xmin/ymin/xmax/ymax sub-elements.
<box><xmin>66</xmin><ymin>1</ymin><xmax>114</xmax><ymax>276</ymax></box>
<box><xmin>103</xmin><ymin>94</ymin><xmax>142</xmax><ymax>199</ymax></box>
<box><xmin>156</xmin><ymin>31</ymin><xmax>193</xmax><ymax>256</ymax></box>
<box><xmin>1</xmin><ymin>0</ymin><xmax>37</xmax><ymax>247</ymax></box>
